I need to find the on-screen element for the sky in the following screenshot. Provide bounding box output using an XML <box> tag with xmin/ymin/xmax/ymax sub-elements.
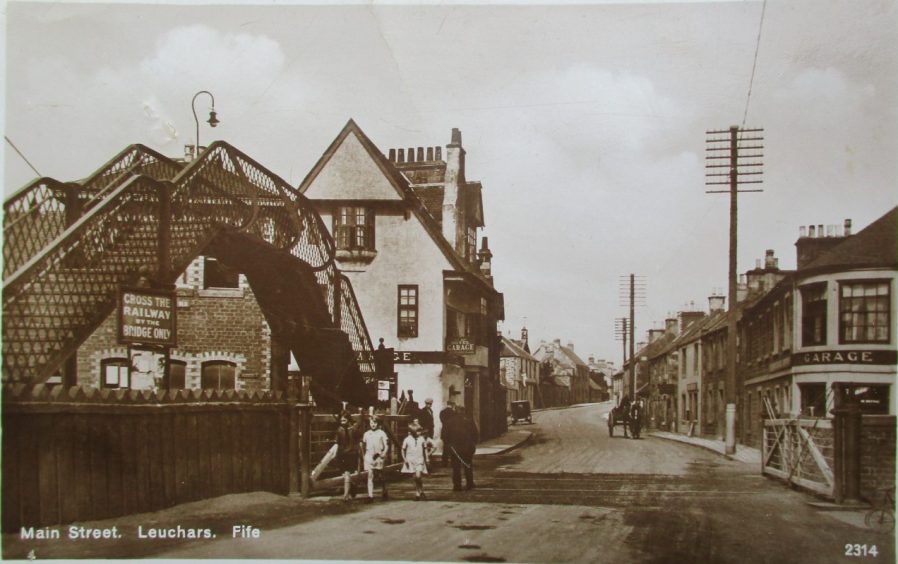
<box><xmin>3</xmin><ymin>0</ymin><xmax>897</xmax><ymax>365</ymax></box>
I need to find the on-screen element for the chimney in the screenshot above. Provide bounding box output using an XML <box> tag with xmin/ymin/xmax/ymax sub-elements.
<box><xmin>443</xmin><ymin>128</ymin><xmax>466</xmax><ymax>253</ymax></box>
<box><xmin>426</xmin><ymin>147</ymin><xmax>434</xmax><ymax>161</ymax></box>
<box><xmin>795</xmin><ymin>222</ymin><xmax>849</xmax><ymax>269</ymax></box>
<box><xmin>566</xmin><ymin>342</ymin><xmax>574</xmax><ymax>351</ymax></box>
<box><xmin>764</xmin><ymin>249</ymin><xmax>776</xmax><ymax>269</ymax></box>
<box><xmin>588</xmin><ymin>355</ymin><xmax>595</xmax><ymax>364</ymax></box>
<box><xmin>478</xmin><ymin>236</ymin><xmax>493</xmax><ymax>280</ymax></box>
<box><xmin>737</xmin><ymin>274</ymin><xmax>748</xmax><ymax>302</ymax></box>
<box><xmin>397</xmin><ymin>148</ymin><xmax>405</xmax><ymax>163</ymax></box>
<box><xmin>553</xmin><ymin>338</ymin><xmax>561</xmax><ymax>345</ymax></box>
<box><xmin>388</xmin><ymin>148</ymin><xmax>396</xmax><ymax>161</ymax></box>
<box><xmin>417</xmin><ymin>147</ymin><xmax>424</xmax><ymax>161</ymax></box>
<box><xmin>521</xmin><ymin>326</ymin><xmax>530</xmax><ymax>352</ymax></box>
<box><xmin>648</xmin><ymin>329</ymin><xmax>664</xmax><ymax>343</ymax></box>
<box><xmin>708</xmin><ymin>294</ymin><xmax>726</xmax><ymax>313</ymax></box>
<box><xmin>665</xmin><ymin>318</ymin><xmax>677</xmax><ymax>334</ymax></box>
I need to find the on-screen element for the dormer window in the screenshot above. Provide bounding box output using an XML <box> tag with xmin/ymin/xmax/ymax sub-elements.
<box><xmin>335</xmin><ymin>206</ymin><xmax>375</xmax><ymax>251</ymax></box>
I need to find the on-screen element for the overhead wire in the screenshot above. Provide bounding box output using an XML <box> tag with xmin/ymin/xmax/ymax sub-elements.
<box><xmin>4</xmin><ymin>135</ymin><xmax>42</xmax><ymax>177</ymax></box>
<box><xmin>742</xmin><ymin>0</ymin><xmax>768</xmax><ymax>127</ymax></box>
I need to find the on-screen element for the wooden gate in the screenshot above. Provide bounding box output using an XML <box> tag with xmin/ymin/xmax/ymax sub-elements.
<box><xmin>762</xmin><ymin>414</ymin><xmax>835</xmax><ymax>498</ymax></box>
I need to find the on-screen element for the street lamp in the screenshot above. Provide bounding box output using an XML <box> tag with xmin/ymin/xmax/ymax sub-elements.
<box><xmin>191</xmin><ymin>90</ymin><xmax>219</xmax><ymax>159</ymax></box>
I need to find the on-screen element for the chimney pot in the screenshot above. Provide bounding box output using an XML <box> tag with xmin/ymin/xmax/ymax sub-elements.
<box><xmin>397</xmin><ymin>148</ymin><xmax>405</xmax><ymax>163</ymax></box>
<box><xmin>408</xmin><ymin>147</ymin><xmax>415</xmax><ymax>162</ymax></box>
<box><xmin>800</xmin><ymin>226</ymin><xmax>807</xmax><ymax>238</ymax></box>
<box><xmin>435</xmin><ymin>147</ymin><xmax>442</xmax><ymax>160</ymax></box>
<box><xmin>808</xmin><ymin>225</ymin><xmax>816</xmax><ymax>237</ymax></box>
<box><xmin>417</xmin><ymin>147</ymin><xmax>424</xmax><ymax>161</ymax></box>
<box><xmin>426</xmin><ymin>147</ymin><xmax>434</xmax><ymax>161</ymax></box>
<box><xmin>388</xmin><ymin>148</ymin><xmax>396</xmax><ymax>161</ymax></box>
<box><xmin>844</xmin><ymin>218</ymin><xmax>852</xmax><ymax>236</ymax></box>
<box><xmin>450</xmin><ymin>128</ymin><xmax>462</xmax><ymax>146</ymax></box>
<box><xmin>818</xmin><ymin>224</ymin><xmax>824</xmax><ymax>237</ymax></box>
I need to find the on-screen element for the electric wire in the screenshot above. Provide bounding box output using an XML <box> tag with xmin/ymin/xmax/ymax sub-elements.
<box><xmin>4</xmin><ymin>135</ymin><xmax>42</xmax><ymax>177</ymax></box>
<box><xmin>742</xmin><ymin>0</ymin><xmax>768</xmax><ymax>127</ymax></box>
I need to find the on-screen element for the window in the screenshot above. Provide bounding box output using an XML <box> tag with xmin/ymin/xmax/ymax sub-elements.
<box><xmin>334</xmin><ymin>206</ymin><xmax>375</xmax><ymax>251</ymax></box>
<box><xmin>839</xmin><ymin>281</ymin><xmax>890</xmax><ymax>343</ymax></box>
<box><xmin>204</xmin><ymin>256</ymin><xmax>239</xmax><ymax>289</ymax></box>
<box><xmin>169</xmin><ymin>359</ymin><xmax>186</xmax><ymax>389</ymax></box>
<box><xmin>397</xmin><ymin>285</ymin><xmax>418</xmax><ymax>338</ymax></box>
<box><xmin>799</xmin><ymin>382</ymin><xmax>826</xmax><ymax>417</ymax></box>
<box><xmin>466</xmin><ymin>227</ymin><xmax>477</xmax><ymax>262</ymax></box>
<box><xmin>201</xmin><ymin>361</ymin><xmax>236</xmax><ymax>390</ymax></box>
<box><xmin>101</xmin><ymin>358</ymin><xmax>130</xmax><ymax>389</ymax></box>
<box><xmin>801</xmin><ymin>284</ymin><xmax>827</xmax><ymax>346</ymax></box>
<box><xmin>839</xmin><ymin>384</ymin><xmax>890</xmax><ymax>415</ymax></box>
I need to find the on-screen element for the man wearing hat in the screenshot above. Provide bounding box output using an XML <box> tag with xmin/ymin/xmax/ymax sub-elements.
<box><xmin>419</xmin><ymin>398</ymin><xmax>435</xmax><ymax>439</ymax></box>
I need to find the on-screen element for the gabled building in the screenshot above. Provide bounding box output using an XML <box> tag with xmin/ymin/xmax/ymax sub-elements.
<box><xmin>500</xmin><ymin>327</ymin><xmax>539</xmax><ymax>412</ymax></box>
<box><xmin>671</xmin><ymin>308</ymin><xmax>710</xmax><ymax>434</ymax></box>
<box><xmin>532</xmin><ymin>338</ymin><xmax>590</xmax><ymax>407</ymax></box>
<box><xmin>298</xmin><ymin>119</ymin><xmax>506</xmax><ymax>439</ymax></box>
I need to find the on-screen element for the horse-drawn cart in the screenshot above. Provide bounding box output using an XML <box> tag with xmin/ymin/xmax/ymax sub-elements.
<box><xmin>607</xmin><ymin>399</ymin><xmax>644</xmax><ymax>438</ymax></box>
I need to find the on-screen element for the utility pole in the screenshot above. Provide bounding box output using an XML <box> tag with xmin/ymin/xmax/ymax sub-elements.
<box><xmin>613</xmin><ymin>317</ymin><xmax>628</xmax><ymax>402</ymax></box>
<box><xmin>619</xmin><ymin>274</ymin><xmax>646</xmax><ymax>399</ymax></box>
<box><xmin>706</xmin><ymin>125</ymin><xmax>764</xmax><ymax>454</ymax></box>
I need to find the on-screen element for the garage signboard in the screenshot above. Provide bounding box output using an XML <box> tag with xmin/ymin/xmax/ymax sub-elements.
<box><xmin>118</xmin><ymin>287</ymin><xmax>177</xmax><ymax>347</ymax></box>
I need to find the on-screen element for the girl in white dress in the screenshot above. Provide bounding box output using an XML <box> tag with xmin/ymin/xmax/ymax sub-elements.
<box><xmin>362</xmin><ymin>416</ymin><xmax>389</xmax><ymax>501</ymax></box>
<box><xmin>401</xmin><ymin>420</ymin><xmax>433</xmax><ymax>500</ymax></box>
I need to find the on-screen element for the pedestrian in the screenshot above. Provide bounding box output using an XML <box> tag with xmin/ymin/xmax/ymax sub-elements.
<box><xmin>334</xmin><ymin>411</ymin><xmax>358</xmax><ymax>501</ymax></box>
<box><xmin>439</xmin><ymin>401</ymin><xmax>456</xmax><ymax>467</ymax></box>
<box><xmin>401</xmin><ymin>420</ymin><xmax>433</xmax><ymax>500</ymax></box>
<box><xmin>419</xmin><ymin>398</ymin><xmax>435</xmax><ymax>438</ymax></box>
<box><xmin>442</xmin><ymin>408</ymin><xmax>478</xmax><ymax>491</ymax></box>
<box><xmin>361</xmin><ymin>415</ymin><xmax>390</xmax><ymax>502</ymax></box>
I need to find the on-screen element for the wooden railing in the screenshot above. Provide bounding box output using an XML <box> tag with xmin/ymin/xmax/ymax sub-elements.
<box><xmin>762</xmin><ymin>417</ymin><xmax>835</xmax><ymax>497</ymax></box>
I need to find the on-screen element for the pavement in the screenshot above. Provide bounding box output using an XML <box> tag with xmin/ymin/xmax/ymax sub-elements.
<box><xmin>649</xmin><ymin>430</ymin><xmax>763</xmax><ymax>465</ymax></box>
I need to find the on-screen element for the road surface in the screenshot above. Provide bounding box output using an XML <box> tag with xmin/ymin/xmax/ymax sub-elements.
<box><xmin>4</xmin><ymin>403</ymin><xmax>892</xmax><ymax>562</ymax></box>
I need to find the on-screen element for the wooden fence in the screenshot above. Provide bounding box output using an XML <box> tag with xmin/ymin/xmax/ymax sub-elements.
<box><xmin>2</xmin><ymin>385</ymin><xmax>293</xmax><ymax>531</ymax></box>
<box><xmin>2</xmin><ymin>385</ymin><xmax>413</xmax><ymax>531</ymax></box>
<box><xmin>309</xmin><ymin>413</ymin><xmax>410</xmax><ymax>481</ymax></box>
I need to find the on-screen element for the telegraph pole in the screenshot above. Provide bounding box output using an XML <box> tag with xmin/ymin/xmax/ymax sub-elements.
<box><xmin>706</xmin><ymin>126</ymin><xmax>764</xmax><ymax>454</ymax></box>
<box><xmin>613</xmin><ymin>317</ymin><xmax>628</xmax><ymax>402</ymax></box>
<box><xmin>619</xmin><ymin>274</ymin><xmax>646</xmax><ymax>399</ymax></box>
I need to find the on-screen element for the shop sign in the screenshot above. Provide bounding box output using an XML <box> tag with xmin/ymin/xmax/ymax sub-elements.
<box><xmin>118</xmin><ymin>287</ymin><xmax>176</xmax><ymax>347</ymax></box>
<box><xmin>792</xmin><ymin>350</ymin><xmax>897</xmax><ymax>366</ymax></box>
<box><xmin>446</xmin><ymin>338</ymin><xmax>475</xmax><ymax>355</ymax></box>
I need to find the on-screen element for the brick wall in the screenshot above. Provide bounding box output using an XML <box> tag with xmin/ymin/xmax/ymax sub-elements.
<box><xmin>860</xmin><ymin>415</ymin><xmax>896</xmax><ymax>503</ymax></box>
<box><xmin>77</xmin><ymin>284</ymin><xmax>272</xmax><ymax>392</ymax></box>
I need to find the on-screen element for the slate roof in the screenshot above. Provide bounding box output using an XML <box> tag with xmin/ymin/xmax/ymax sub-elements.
<box><xmin>501</xmin><ymin>336</ymin><xmax>538</xmax><ymax>362</ymax></box>
<box><xmin>412</xmin><ymin>186</ymin><xmax>445</xmax><ymax>225</ymax></box>
<box><xmin>802</xmin><ymin>206</ymin><xmax>898</xmax><ymax>273</ymax></box>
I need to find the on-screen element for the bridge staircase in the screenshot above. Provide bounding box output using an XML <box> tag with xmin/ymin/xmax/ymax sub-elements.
<box><xmin>3</xmin><ymin>142</ymin><xmax>375</xmax><ymax>405</ymax></box>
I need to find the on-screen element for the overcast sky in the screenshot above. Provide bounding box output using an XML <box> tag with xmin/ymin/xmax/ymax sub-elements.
<box><xmin>3</xmin><ymin>0</ymin><xmax>897</xmax><ymax>364</ymax></box>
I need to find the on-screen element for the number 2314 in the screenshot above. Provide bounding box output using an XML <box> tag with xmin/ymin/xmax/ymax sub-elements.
<box><xmin>845</xmin><ymin>544</ymin><xmax>878</xmax><ymax>557</ymax></box>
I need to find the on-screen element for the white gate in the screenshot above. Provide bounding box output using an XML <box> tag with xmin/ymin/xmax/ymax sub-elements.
<box><xmin>762</xmin><ymin>398</ymin><xmax>835</xmax><ymax>498</ymax></box>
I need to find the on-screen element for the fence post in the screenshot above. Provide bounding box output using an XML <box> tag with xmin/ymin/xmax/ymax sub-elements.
<box><xmin>298</xmin><ymin>404</ymin><xmax>312</xmax><ymax>498</ymax></box>
<box><xmin>832</xmin><ymin>401</ymin><xmax>862</xmax><ymax>504</ymax></box>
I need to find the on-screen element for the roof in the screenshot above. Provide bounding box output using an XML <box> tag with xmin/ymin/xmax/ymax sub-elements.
<box><xmin>412</xmin><ymin>186</ymin><xmax>445</xmax><ymax>224</ymax></box>
<box><xmin>802</xmin><ymin>206</ymin><xmax>898</xmax><ymax>273</ymax></box>
<box><xmin>500</xmin><ymin>336</ymin><xmax>538</xmax><ymax>362</ymax></box>
<box><xmin>533</xmin><ymin>341</ymin><xmax>588</xmax><ymax>368</ymax></box>
<box><xmin>297</xmin><ymin>119</ymin><xmax>499</xmax><ymax>297</ymax></box>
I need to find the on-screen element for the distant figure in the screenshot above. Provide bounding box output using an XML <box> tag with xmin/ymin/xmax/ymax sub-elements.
<box><xmin>334</xmin><ymin>411</ymin><xmax>358</xmax><ymax>501</ymax></box>
<box><xmin>406</xmin><ymin>390</ymin><xmax>420</xmax><ymax>419</ymax></box>
<box><xmin>442</xmin><ymin>409</ymin><xmax>478</xmax><ymax>491</ymax></box>
<box><xmin>419</xmin><ymin>398</ymin><xmax>435</xmax><ymax>438</ymax></box>
<box><xmin>439</xmin><ymin>401</ymin><xmax>456</xmax><ymax>467</ymax></box>
<box><xmin>629</xmin><ymin>399</ymin><xmax>643</xmax><ymax>439</ymax></box>
<box><xmin>361</xmin><ymin>416</ymin><xmax>389</xmax><ymax>502</ymax></box>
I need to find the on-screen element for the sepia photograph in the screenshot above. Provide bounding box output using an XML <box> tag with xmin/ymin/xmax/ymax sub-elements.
<box><xmin>2</xmin><ymin>0</ymin><xmax>896</xmax><ymax>562</ymax></box>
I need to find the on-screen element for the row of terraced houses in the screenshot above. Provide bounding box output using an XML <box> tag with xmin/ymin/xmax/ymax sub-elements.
<box><xmin>615</xmin><ymin>208</ymin><xmax>897</xmax><ymax>500</ymax></box>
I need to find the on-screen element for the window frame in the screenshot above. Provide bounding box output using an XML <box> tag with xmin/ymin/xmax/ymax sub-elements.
<box><xmin>838</xmin><ymin>279</ymin><xmax>891</xmax><ymax>345</ymax></box>
<box><xmin>397</xmin><ymin>284</ymin><xmax>419</xmax><ymax>338</ymax></box>
<box><xmin>334</xmin><ymin>206</ymin><xmax>376</xmax><ymax>252</ymax></box>
<box><xmin>201</xmin><ymin>360</ymin><xmax>237</xmax><ymax>390</ymax></box>
<box><xmin>800</xmin><ymin>283</ymin><xmax>828</xmax><ymax>347</ymax></box>
<box><xmin>101</xmin><ymin>358</ymin><xmax>130</xmax><ymax>389</ymax></box>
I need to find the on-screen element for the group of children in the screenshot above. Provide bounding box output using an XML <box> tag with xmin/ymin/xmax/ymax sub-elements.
<box><xmin>334</xmin><ymin>411</ymin><xmax>435</xmax><ymax>502</ymax></box>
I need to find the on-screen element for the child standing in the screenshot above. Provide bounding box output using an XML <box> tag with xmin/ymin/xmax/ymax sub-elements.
<box><xmin>334</xmin><ymin>411</ymin><xmax>358</xmax><ymax>501</ymax></box>
<box><xmin>401</xmin><ymin>420</ymin><xmax>433</xmax><ymax>500</ymax></box>
<box><xmin>361</xmin><ymin>416</ymin><xmax>389</xmax><ymax>502</ymax></box>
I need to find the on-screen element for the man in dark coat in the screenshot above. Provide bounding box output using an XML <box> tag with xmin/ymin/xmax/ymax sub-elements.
<box><xmin>442</xmin><ymin>408</ymin><xmax>478</xmax><ymax>491</ymax></box>
<box><xmin>419</xmin><ymin>398</ymin><xmax>435</xmax><ymax>438</ymax></box>
<box><xmin>439</xmin><ymin>401</ymin><xmax>456</xmax><ymax>467</ymax></box>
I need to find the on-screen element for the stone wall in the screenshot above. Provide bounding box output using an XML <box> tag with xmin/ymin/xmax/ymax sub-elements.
<box><xmin>860</xmin><ymin>415</ymin><xmax>896</xmax><ymax>503</ymax></box>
